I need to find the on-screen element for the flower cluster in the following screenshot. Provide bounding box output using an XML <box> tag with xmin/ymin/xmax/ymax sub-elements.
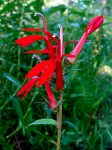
<box><xmin>16</xmin><ymin>13</ymin><xmax>103</xmax><ymax>109</ymax></box>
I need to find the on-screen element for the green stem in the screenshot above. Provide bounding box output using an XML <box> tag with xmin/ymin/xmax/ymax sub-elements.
<box><xmin>57</xmin><ymin>93</ymin><xmax>62</xmax><ymax>150</ymax></box>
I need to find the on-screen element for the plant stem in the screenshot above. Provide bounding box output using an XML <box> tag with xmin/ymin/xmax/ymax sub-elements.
<box><xmin>57</xmin><ymin>93</ymin><xmax>62</xmax><ymax>150</ymax></box>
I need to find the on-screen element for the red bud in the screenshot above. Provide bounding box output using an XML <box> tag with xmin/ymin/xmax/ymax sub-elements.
<box><xmin>85</xmin><ymin>16</ymin><xmax>104</xmax><ymax>34</ymax></box>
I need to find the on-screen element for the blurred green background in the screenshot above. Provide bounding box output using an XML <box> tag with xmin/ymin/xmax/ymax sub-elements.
<box><xmin>0</xmin><ymin>0</ymin><xmax>112</xmax><ymax>149</ymax></box>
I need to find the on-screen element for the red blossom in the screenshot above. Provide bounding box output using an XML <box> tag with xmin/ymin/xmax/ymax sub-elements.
<box><xmin>67</xmin><ymin>16</ymin><xmax>104</xmax><ymax>63</ymax></box>
<box><xmin>16</xmin><ymin>76</ymin><xmax>57</xmax><ymax>109</ymax></box>
<box><xmin>16</xmin><ymin>13</ymin><xmax>104</xmax><ymax>109</ymax></box>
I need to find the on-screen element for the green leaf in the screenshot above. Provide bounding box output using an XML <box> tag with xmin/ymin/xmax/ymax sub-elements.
<box><xmin>3</xmin><ymin>72</ymin><xmax>21</xmax><ymax>86</ymax></box>
<box><xmin>70</xmin><ymin>93</ymin><xmax>85</xmax><ymax>97</ymax></box>
<box><xmin>0</xmin><ymin>136</ymin><xmax>13</xmax><ymax>150</ymax></box>
<box><xmin>69</xmin><ymin>8</ymin><xmax>85</xmax><ymax>17</ymax></box>
<box><xmin>9</xmin><ymin>96</ymin><xmax>24</xmax><ymax>130</ymax></box>
<box><xmin>92</xmin><ymin>98</ymin><xmax>103</xmax><ymax>109</ymax></box>
<box><xmin>44</xmin><ymin>4</ymin><xmax>66</xmax><ymax>17</ymax></box>
<box><xmin>63</xmin><ymin>121</ymin><xmax>77</xmax><ymax>129</ymax></box>
<box><xmin>27</xmin><ymin>119</ymin><xmax>57</xmax><ymax>127</ymax></box>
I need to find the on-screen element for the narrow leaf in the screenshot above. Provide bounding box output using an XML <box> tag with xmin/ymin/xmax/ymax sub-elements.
<box><xmin>3</xmin><ymin>72</ymin><xmax>21</xmax><ymax>86</ymax></box>
<box><xmin>27</xmin><ymin>119</ymin><xmax>57</xmax><ymax>126</ymax></box>
<box><xmin>10</xmin><ymin>96</ymin><xmax>24</xmax><ymax>128</ymax></box>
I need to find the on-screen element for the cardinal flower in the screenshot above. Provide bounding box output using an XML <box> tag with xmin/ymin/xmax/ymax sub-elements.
<box><xmin>16</xmin><ymin>13</ymin><xmax>104</xmax><ymax>109</ymax></box>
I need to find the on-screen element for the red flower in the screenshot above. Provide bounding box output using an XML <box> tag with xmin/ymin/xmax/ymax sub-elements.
<box><xmin>16</xmin><ymin>13</ymin><xmax>104</xmax><ymax>109</ymax></box>
<box><xmin>67</xmin><ymin>16</ymin><xmax>104</xmax><ymax>63</ymax></box>
<box><xmin>17</xmin><ymin>76</ymin><xmax>57</xmax><ymax>109</ymax></box>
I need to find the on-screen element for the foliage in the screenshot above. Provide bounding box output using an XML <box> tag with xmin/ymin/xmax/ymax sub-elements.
<box><xmin>0</xmin><ymin>0</ymin><xmax>112</xmax><ymax>149</ymax></box>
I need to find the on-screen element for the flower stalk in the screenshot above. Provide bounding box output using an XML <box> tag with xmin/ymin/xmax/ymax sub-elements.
<box><xmin>57</xmin><ymin>92</ymin><xmax>63</xmax><ymax>150</ymax></box>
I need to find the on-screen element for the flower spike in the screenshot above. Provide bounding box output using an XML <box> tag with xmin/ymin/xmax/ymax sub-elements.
<box><xmin>16</xmin><ymin>14</ymin><xmax>103</xmax><ymax>109</ymax></box>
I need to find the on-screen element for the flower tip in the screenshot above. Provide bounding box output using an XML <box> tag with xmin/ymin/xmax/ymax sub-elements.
<box><xmin>96</xmin><ymin>15</ymin><xmax>104</xmax><ymax>24</ymax></box>
<box><xmin>15</xmin><ymin>39</ymin><xmax>23</xmax><ymax>47</ymax></box>
<box><xmin>86</xmin><ymin>15</ymin><xmax>104</xmax><ymax>34</ymax></box>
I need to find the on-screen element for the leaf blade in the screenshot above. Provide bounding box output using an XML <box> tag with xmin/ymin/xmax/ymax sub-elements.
<box><xmin>27</xmin><ymin>119</ymin><xmax>57</xmax><ymax>126</ymax></box>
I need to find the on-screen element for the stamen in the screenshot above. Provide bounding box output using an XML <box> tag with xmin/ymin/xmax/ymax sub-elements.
<box><xmin>52</xmin><ymin>33</ymin><xmax>58</xmax><ymax>38</ymax></box>
<box><xmin>59</xmin><ymin>24</ymin><xmax>64</xmax><ymax>56</ymax></box>
<box><xmin>34</xmin><ymin>12</ymin><xmax>47</xmax><ymax>33</ymax></box>
<box><xmin>32</xmin><ymin>54</ymin><xmax>41</xmax><ymax>62</ymax></box>
<box><xmin>32</xmin><ymin>76</ymin><xmax>39</xmax><ymax>79</ymax></box>
<box><xmin>58</xmin><ymin>24</ymin><xmax>62</xmax><ymax>28</ymax></box>
<box><xmin>34</xmin><ymin>12</ymin><xmax>43</xmax><ymax>17</ymax></box>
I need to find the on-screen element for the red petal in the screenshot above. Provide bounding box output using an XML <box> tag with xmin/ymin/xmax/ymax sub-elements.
<box><xmin>64</xmin><ymin>40</ymin><xmax>90</xmax><ymax>46</ymax></box>
<box><xmin>22</xmin><ymin>28</ymin><xmax>44</xmax><ymax>32</ymax></box>
<box><xmin>45</xmin><ymin>82</ymin><xmax>57</xmax><ymax>109</ymax></box>
<box><xmin>24</xmin><ymin>49</ymin><xmax>49</xmax><ymax>54</ymax></box>
<box><xmin>15</xmin><ymin>35</ymin><xmax>45</xmax><ymax>47</ymax></box>
<box><xmin>46</xmin><ymin>32</ymin><xmax>58</xmax><ymax>44</ymax></box>
<box><xmin>64</xmin><ymin>54</ymin><xmax>76</xmax><ymax>58</ymax></box>
<box><xmin>37</xmin><ymin>60</ymin><xmax>56</xmax><ymax>87</ymax></box>
<box><xmin>56</xmin><ymin>61</ymin><xmax>63</xmax><ymax>91</ymax></box>
<box><xmin>22</xmin><ymin>28</ymin><xmax>58</xmax><ymax>43</ymax></box>
<box><xmin>16</xmin><ymin>78</ymin><xmax>39</xmax><ymax>98</ymax></box>
<box><xmin>85</xmin><ymin>16</ymin><xmax>104</xmax><ymax>34</ymax></box>
<box><xmin>24</xmin><ymin>45</ymin><xmax>57</xmax><ymax>55</ymax></box>
<box><xmin>25</xmin><ymin>60</ymin><xmax>52</xmax><ymax>78</ymax></box>
<box><xmin>51</xmin><ymin>45</ymin><xmax>58</xmax><ymax>55</ymax></box>
<box><xmin>64</xmin><ymin>40</ymin><xmax>79</xmax><ymax>46</ymax></box>
<box><xmin>66</xmin><ymin>33</ymin><xmax>87</xmax><ymax>63</ymax></box>
<box><xmin>22</xmin><ymin>28</ymin><xmax>58</xmax><ymax>44</ymax></box>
